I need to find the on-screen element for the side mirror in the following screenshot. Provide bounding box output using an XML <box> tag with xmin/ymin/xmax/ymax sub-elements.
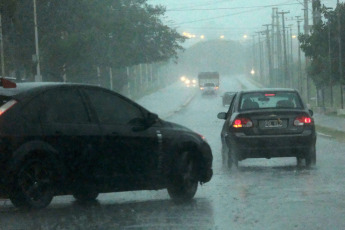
<box><xmin>147</xmin><ymin>112</ymin><xmax>159</xmax><ymax>125</ymax></box>
<box><xmin>217</xmin><ymin>112</ymin><xmax>227</xmax><ymax>120</ymax></box>
<box><xmin>309</xmin><ymin>109</ymin><xmax>314</xmax><ymax>117</ymax></box>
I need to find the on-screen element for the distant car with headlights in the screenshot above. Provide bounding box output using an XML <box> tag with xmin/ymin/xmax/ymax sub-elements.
<box><xmin>0</xmin><ymin>79</ymin><xmax>213</xmax><ymax>209</ymax></box>
<box><xmin>217</xmin><ymin>89</ymin><xmax>316</xmax><ymax>169</ymax></box>
<box><xmin>201</xmin><ymin>83</ymin><xmax>218</xmax><ymax>95</ymax></box>
<box><xmin>222</xmin><ymin>92</ymin><xmax>236</xmax><ymax>106</ymax></box>
<box><xmin>198</xmin><ymin>72</ymin><xmax>219</xmax><ymax>93</ymax></box>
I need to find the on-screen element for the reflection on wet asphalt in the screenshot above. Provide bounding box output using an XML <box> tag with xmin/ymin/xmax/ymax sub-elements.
<box><xmin>1</xmin><ymin>75</ymin><xmax>345</xmax><ymax>229</ymax></box>
<box><xmin>0</xmin><ymin>197</ymin><xmax>214</xmax><ymax>230</ymax></box>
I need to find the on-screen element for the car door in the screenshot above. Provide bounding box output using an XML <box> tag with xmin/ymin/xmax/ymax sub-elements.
<box><xmin>81</xmin><ymin>87</ymin><xmax>159</xmax><ymax>189</ymax></box>
<box><xmin>221</xmin><ymin>93</ymin><xmax>237</xmax><ymax>148</ymax></box>
<box><xmin>40</xmin><ymin>86</ymin><xmax>102</xmax><ymax>187</ymax></box>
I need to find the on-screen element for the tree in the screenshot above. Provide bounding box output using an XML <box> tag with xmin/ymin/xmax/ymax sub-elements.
<box><xmin>299</xmin><ymin>3</ymin><xmax>345</xmax><ymax>88</ymax></box>
<box><xmin>0</xmin><ymin>0</ymin><xmax>185</xmax><ymax>84</ymax></box>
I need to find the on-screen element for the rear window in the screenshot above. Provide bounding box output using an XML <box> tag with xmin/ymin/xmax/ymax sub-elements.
<box><xmin>0</xmin><ymin>95</ymin><xmax>12</xmax><ymax>107</ymax></box>
<box><xmin>239</xmin><ymin>92</ymin><xmax>303</xmax><ymax>111</ymax></box>
<box><xmin>204</xmin><ymin>83</ymin><xmax>215</xmax><ymax>87</ymax></box>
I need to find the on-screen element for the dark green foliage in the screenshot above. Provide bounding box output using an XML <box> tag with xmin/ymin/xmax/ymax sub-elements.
<box><xmin>299</xmin><ymin>3</ymin><xmax>345</xmax><ymax>88</ymax></box>
<box><xmin>0</xmin><ymin>0</ymin><xmax>185</xmax><ymax>82</ymax></box>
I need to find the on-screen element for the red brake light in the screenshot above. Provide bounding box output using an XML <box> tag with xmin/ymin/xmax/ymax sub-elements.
<box><xmin>233</xmin><ymin>118</ymin><xmax>253</xmax><ymax>128</ymax></box>
<box><xmin>304</xmin><ymin>117</ymin><xmax>312</xmax><ymax>124</ymax></box>
<box><xmin>294</xmin><ymin>116</ymin><xmax>312</xmax><ymax>126</ymax></box>
<box><xmin>265</xmin><ymin>93</ymin><xmax>275</xmax><ymax>96</ymax></box>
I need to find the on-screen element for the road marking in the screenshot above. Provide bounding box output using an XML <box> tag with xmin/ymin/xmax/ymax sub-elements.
<box><xmin>317</xmin><ymin>132</ymin><xmax>333</xmax><ymax>138</ymax></box>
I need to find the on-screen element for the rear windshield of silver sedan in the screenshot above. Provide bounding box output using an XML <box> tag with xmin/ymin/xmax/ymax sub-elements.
<box><xmin>239</xmin><ymin>92</ymin><xmax>303</xmax><ymax>110</ymax></box>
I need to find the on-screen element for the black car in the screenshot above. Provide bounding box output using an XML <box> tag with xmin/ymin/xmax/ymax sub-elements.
<box><xmin>222</xmin><ymin>92</ymin><xmax>236</xmax><ymax>106</ymax></box>
<box><xmin>217</xmin><ymin>89</ymin><xmax>316</xmax><ymax>168</ymax></box>
<box><xmin>0</xmin><ymin>79</ymin><xmax>212</xmax><ymax>209</ymax></box>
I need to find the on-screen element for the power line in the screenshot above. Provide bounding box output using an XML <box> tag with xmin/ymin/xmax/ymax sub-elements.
<box><xmin>174</xmin><ymin>7</ymin><xmax>270</xmax><ymax>26</ymax></box>
<box><xmin>167</xmin><ymin>3</ymin><xmax>300</xmax><ymax>12</ymax></box>
<box><xmin>164</xmin><ymin>0</ymin><xmax>230</xmax><ymax>11</ymax></box>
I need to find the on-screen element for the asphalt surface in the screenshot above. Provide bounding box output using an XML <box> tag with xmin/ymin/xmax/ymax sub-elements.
<box><xmin>1</xmin><ymin>75</ymin><xmax>345</xmax><ymax>230</ymax></box>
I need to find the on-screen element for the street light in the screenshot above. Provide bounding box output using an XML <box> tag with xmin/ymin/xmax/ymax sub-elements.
<box><xmin>220</xmin><ymin>35</ymin><xmax>225</xmax><ymax>39</ymax></box>
<box><xmin>200</xmin><ymin>35</ymin><xmax>205</xmax><ymax>39</ymax></box>
<box><xmin>251</xmin><ymin>69</ymin><xmax>255</xmax><ymax>75</ymax></box>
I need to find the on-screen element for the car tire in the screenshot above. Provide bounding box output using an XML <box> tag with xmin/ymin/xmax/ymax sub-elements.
<box><xmin>167</xmin><ymin>151</ymin><xmax>198</xmax><ymax>203</ymax></box>
<box><xmin>9</xmin><ymin>158</ymin><xmax>55</xmax><ymax>209</ymax></box>
<box><xmin>296</xmin><ymin>157</ymin><xmax>303</xmax><ymax>166</ymax></box>
<box><xmin>230</xmin><ymin>146</ymin><xmax>239</xmax><ymax>168</ymax></box>
<box><xmin>221</xmin><ymin>145</ymin><xmax>230</xmax><ymax>169</ymax></box>
<box><xmin>305</xmin><ymin>145</ymin><xmax>316</xmax><ymax>167</ymax></box>
<box><xmin>73</xmin><ymin>190</ymin><xmax>99</xmax><ymax>202</ymax></box>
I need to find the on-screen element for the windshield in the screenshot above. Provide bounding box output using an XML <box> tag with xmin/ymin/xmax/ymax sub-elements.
<box><xmin>1</xmin><ymin>0</ymin><xmax>344</xmax><ymax>230</ymax></box>
<box><xmin>240</xmin><ymin>92</ymin><xmax>303</xmax><ymax>110</ymax></box>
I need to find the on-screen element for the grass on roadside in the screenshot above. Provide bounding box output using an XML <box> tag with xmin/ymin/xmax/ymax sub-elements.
<box><xmin>316</xmin><ymin>125</ymin><xmax>345</xmax><ymax>143</ymax></box>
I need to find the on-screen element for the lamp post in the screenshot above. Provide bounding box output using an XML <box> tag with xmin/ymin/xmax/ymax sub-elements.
<box><xmin>337</xmin><ymin>0</ymin><xmax>344</xmax><ymax>109</ymax></box>
<box><xmin>33</xmin><ymin>0</ymin><xmax>42</xmax><ymax>82</ymax></box>
<box><xmin>0</xmin><ymin>13</ymin><xmax>5</xmax><ymax>77</ymax></box>
<box><xmin>325</xmin><ymin>7</ymin><xmax>334</xmax><ymax>107</ymax></box>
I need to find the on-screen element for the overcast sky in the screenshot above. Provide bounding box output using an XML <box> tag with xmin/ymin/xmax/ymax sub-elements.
<box><xmin>148</xmin><ymin>0</ymin><xmax>339</xmax><ymax>46</ymax></box>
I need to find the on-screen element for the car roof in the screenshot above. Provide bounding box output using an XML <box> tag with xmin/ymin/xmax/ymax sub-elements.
<box><xmin>0</xmin><ymin>82</ymin><xmax>98</xmax><ymax>97</ymax></box>
<box><xmin>239</xmin><ymin>88</ymin><xmax>298</xmax><ymax>94</ymax></box>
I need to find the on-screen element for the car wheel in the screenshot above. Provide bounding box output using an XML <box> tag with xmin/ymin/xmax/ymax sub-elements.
<box><xmin>167</xmin><ymin>151</ymin><xmax>198</xmax><ymax>202</ymax></box>
<box><xmin>10</xmin><ymin>158</ymin><xmax>55</xmax><ymax>209</ymax></box>
<box><xmin>221</xmin><ymin>145</ymin><xmax>230</xmax><ymax>168</ymax></box>
<box><xmin>305</xmin><ymin>145</ymin><xmax>316</xmax><ymax>167</ymax></box>
<box><xmin>296</xmin><ymin>157</ymin><xmax>303</xmax><ymax>166</ymax></box>
<box><xmin>73</xmin><ymin>190</ymin><xmax>99</xmax><ymax>202</ymax></box>
<box><xmin>230</xmin><ymin>146</ymin><xmax>239</xmax><ymax>168</ymax></box>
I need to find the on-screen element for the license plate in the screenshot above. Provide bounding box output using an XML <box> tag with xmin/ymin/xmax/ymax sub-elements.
<box><xmin>264</xmin><ymin>119</ymin><xmax>283</xmax><ymax>128</ymax></box>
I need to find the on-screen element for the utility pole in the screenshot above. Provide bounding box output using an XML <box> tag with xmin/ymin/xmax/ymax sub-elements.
<box><xmin>289</xmin><ymin>24</ymin><xmax>294</xmax><ymax>88</ymax></box>
<box><xmin>278</xmin><ymin>11</ymin><xmax>290</xmax><ymax>88</ymax></box>
<box><xmin>256</xmin><ymin>31</ymin><xmax>264</xmax><ymax>82</ymax></box>
<box><xmin>272</xmin><ymin>8</ymin><xmax>277</xmax><ymax>72</ymax></box>
<box><xmin>312</xmin><ymin>0</ymin><xmax>322</xmax><ymax>25</ymax></box>
<box><xmin>296</xmin><ymin>16</ymin><xmax>303</xmax><ymax>93</ymax></box>
<box><xmin>337</xmin><ymin>0</ymin><xmax>344</xmax><ymax>109</ymax></box>
<box><xmin>313</xmin><ymin>0</ymin><xmax>323</xmax><ymax>107</ymax></box>
<box><xmin>0</xmin><ymin>13</ymin><xmax>5</xmax><ymax>77</ymax></box>
<box><xmin>324</xmin><ymin>7</ymin><xmax>334</xmax><ymax>107</ymax></box>
<box><xmin>276</xmin><ymin>10</ymin><xmax>283</xmax><ymax>86</ymax></box>
<box><xmin>252</xmin><ymin>34</ymin><xmax>257</xmax><ymax>73</ymax></box>
<box><xmin>264</xmin><ymin>24</ymin><xmax>273</xmax><ymax>87</ymax></box>
<box><xmin>33</xmin><ymin>0</ymin><xmax>42</xmax><ymax>82</ymax></box>
<box><xmin>304</xmin><ymin>0</ymin><xmax>310</xmax><ymax>102</ymax></box>
<box><xmin>289</xmin><ymin>25</ymin><xmax>294</xmax><ymax>64</ymax></box>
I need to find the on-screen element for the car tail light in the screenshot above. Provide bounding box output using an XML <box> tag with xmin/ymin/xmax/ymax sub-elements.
<box><xmin>215</xmin><ymin>87</ymin><xmax>219</xmax><ymax>90</ymax></box>
<box><xmin>233</xmin><ymin>118</ymin><xmax>253</xmax><ymax>128</ymax></box>
<box><xmin>0</xmin><ymin>99</ymin><xmax>17</xmax><ymax>116</ymax></box>
<box><xmin>294</xmin><ymin>116</ymin><xmax>313</xmax><ymax>126</ymax></box>
<box><xmin>200</xmin><ymin>87</ymin><xmax>204</xmax><ymax>90</ymax></box>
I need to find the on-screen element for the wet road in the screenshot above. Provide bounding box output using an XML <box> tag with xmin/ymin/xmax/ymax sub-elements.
<box><xmin>1</xmin><ymin>75</ymin><xmax>345</xmax><ymax>230</ymax></box>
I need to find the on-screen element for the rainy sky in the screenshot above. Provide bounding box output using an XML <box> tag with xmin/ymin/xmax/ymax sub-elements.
<box><xmin>148</xmin><ymin>0</ymin><xmax>339</xmax><ymax>45</ymax></box>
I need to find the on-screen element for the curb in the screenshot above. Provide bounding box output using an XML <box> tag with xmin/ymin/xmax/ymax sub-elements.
<box><xmin>162</xmin><ymin>90</ymin><xmax>197</xmax><ymax>119</ymax></box>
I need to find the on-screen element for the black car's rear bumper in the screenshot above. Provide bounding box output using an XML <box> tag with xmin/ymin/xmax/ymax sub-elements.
<box><xmin>0</xmin><ymin>179</ymin><xmax>9</xmax><ymax>198</ymax></box>
<box><xmin>227</xmin><ymin>130</ymin><xmax>316</xmax><ymax>159</ymax></box>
